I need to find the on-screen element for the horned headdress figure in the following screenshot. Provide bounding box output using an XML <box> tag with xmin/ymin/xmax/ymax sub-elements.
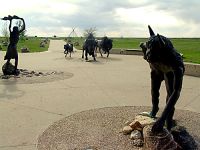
<box><xmin>140</xmin><ymin>25</ymin><xmax>185</xmax><ymax>132</ymax></box>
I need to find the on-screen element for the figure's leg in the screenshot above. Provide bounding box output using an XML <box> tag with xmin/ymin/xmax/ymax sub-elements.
<box><xmin>94</xmin><ymin>47</ymin><xmax>97</xmax><ymax>57</ymax></box>
<box><xmin>152</xmin><ymin>68</ymin><xmax>184</xmax><ymax>133</ymax></box>
<box><xmin>15</xmin><ymin>56</ymin><xmax>18</xmax><ymax>70</ymax></box>
<box><xmin>65</xmin><ymin>50</ymin><xmax>68</xmax><ymax>57</ymax></box>
<box><xmin>107</xmin><ymin>50</ymin><xmax>109</xmax><ymax>57</ymax></box>
<box><xmin>5</xmin><ymin>45</ymin><xmax>11</xmax><ymax>66</ymax></box>
<box><xmin>99</xmin><ymin>48</ymin><xmax>103</xmax><ymax>57</ymax></box>
<box><xmin>92</xmin><ymin>52</ymin><xmax>96</xmax><ymax>61</ymax></box>
<box><xmin>150</xmin><ymin>70</ymin><xmax>163</xmax><ymax>117</ymax></box>
<box><xmin>14</xmin><ymin>56</ymin><xmax>19</xmax><ymax>75</ymax></box>
<box><xmin>85</xmin><ymin>50</ymin><xmax>88</xmax><ymax>60</ymax></box>
<box><xmin>166</xmin><ymin>107</ymin><xmax>175</xmax><ymax>130</ymax></box>
<box><xmin>164</xmin><ymin>72</ymin><xmax>175</xmax><ymax>130</ymax></box>
<box><xmin>82</xmin><ymin>49</ymin><xmax>84</xmax><ymax>58</ymax></box>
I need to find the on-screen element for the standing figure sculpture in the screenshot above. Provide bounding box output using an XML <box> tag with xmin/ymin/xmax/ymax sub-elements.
<box><xmin>2</xmin><ymin>15</ymin><xmax>25</xmax><ymax>75</ymax></box>
<box><xmin>140</xmin><ymin>25</ymin><xmax>184</xmax><ymax>132</ymax></box>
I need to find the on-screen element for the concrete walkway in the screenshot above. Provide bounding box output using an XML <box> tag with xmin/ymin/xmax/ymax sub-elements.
<box><xmin>0</xmin><ymin>40</ymin><xmax>199</xmax><ymax>150</ymax></box>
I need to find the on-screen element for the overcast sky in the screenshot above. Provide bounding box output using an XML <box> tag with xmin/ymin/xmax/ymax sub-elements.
<box><xmin>0</xmin><ymin>0</ymin><xmax>200</xmax><ymax>37</ymax></box>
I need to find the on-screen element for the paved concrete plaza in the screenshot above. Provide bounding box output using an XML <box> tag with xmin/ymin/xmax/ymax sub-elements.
<box><xmin>0</xmin><ymin>40</ymin><xmax>199</xmax><ymax>150</ymax></box>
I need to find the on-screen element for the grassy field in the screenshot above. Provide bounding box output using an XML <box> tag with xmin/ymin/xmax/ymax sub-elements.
<box><xmin>112</xmin><ymin>38</ymin><xmax>147</xmax><ymax>49</ymax></box>
<box><xmin>0</xmin><ymin>37</ymin><xmax>49</xmax><ymax>52</ymax></box>
<box><xmin>0</xmin><ymin>37</ymin><xmax>199</xmax><ymax>64</ymax></box>
<box><xmin>113</xmin><ymin>38</ymin><xmax>200</xmax><ymax>64</ymax></box>
<box><xmin>68</xmin><ymin>37</ymin><xmax>200</xmax><ymax>64</ymax></box>
<box><xmin>66</xmin><ymin>37</ymin><xmax>147</xmax><ymax>50</ymax></box>
<box><xmin>170</xmin><ymin>38</ymin><xmax>200</xmax><ymax>64</ymax></box>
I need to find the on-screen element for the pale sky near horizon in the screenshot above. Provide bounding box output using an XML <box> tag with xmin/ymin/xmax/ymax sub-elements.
<box><xmin>0</xmin><ymin>0</ymin><xmax>200</xmax><ymax>37</ymax></box>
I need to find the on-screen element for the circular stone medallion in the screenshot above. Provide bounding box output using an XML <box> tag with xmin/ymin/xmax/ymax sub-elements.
<box><xmin>37</xmin><ymin>106</ymin><xmax>200</xmax><ymax>150</ymax></box>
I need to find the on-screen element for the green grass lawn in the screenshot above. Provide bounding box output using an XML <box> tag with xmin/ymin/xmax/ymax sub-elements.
<box><xmin>0</xmin><ymin>37</ymin><xmax>199</xmax><ymax>64</ymax></box>
<box><xmin>170</xmin><ymin>38</ymin><xmax>200</xmax><ymax>64</ymax></box>
<box><xmin>112</xmin><ymin>38</ymin><xmax>147</xmax><ymax>49</ymax></box>
<box><xmin>70</xmin><ymin>37</ymin><xmax>200</xmax><ymax>64</ymax></box>
<box><xmin>0</xmin><ymin>37</ymin><xmax>49</xmax><ymax>52</ymax></box>
<box><xmin>112</xmin><ymin>37</ymin><xmax>200</xmax><ymax>64</ymax></box>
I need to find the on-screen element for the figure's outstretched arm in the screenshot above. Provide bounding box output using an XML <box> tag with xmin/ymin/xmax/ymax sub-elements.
<box><xmin>19</xmin><ymin>17</ymin><xmax>25</xmax><ymax>33</ymax></box>
<box><xmin>8</xmin><ymin>16</ymin><xmax>12</xmax><ymax>33</ymax></box>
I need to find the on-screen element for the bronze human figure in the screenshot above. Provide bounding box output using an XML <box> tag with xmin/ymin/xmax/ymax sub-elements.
<box><xmin>2</xmin><ymin>15</ymin><xmax>25</xmax><ymax>75</ymax></box>
<box><xmin>140</xmin><ymin>25</ymin><xmax>184</xmax><ymax>132</ymax></box>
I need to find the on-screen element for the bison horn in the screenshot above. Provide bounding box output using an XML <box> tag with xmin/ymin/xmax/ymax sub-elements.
<box><xmin>148</xmin><ymin>25</ymin><xmax>155</xmax><ymax>37</ymax></box>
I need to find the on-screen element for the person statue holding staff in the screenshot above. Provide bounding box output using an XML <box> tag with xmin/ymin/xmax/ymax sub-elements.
<box><xmin>2</xmin><ymin>15</ymin><xmax>25</xmax><ymax>75</ymax></box>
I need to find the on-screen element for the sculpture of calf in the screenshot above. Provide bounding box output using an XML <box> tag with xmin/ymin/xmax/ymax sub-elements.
<box><xmin>140</xmin><ymin>25</ymin><xmax>185</xmax><ymax>132</ymax></box>
<box><xmin>64</xmin><ymin>43</ymin><xmax>73</xmax><ymax>58</ymax></box>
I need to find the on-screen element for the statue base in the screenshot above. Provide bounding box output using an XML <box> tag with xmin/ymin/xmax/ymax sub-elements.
<box><xmin>2</xmin><ymin>62</ymin><xmax>19</xmax><ymax>75</ymax></box>
<box><xmin>37</xmin><ymin>106</ymin><xmax>199</xmax><ymax>150</ymax></box>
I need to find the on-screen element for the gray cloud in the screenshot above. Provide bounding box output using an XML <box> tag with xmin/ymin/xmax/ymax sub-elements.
<box><xmin>152</xmin><ymin>0</ymin><xmax>200</xmax><ymax>24</ymax></box>
<box><xmin>1</xmin><ymin>0</ymin><xmax>200</xmax><ymax>37</ymax></box>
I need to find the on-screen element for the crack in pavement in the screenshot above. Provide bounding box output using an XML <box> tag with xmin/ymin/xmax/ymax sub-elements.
<box><xmin>0</xmin><ymin>100</ymin><xmax>66</xmax><ymax>116</ymax></box>
<box><xmin>0</xmin><ymin>143</ymin><xmax>36</xmax><ymax>148</ymax></box>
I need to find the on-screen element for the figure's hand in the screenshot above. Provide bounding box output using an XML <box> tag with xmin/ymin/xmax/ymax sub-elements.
<box><xmin>8</xmin><ymin>15</ymin><xmax>12</xmax><ymax>20</ymax></box>
<box><xmin>12</xmin><ymin>15</ymin><xmax>20</xmax><ymax>19</ymax></box>
<box><xmin>2</xmin><ymin>15</ymin><xmax>12</xmax><ymax>20</ymax></box>
<box><xmin>151</xmin><ymin>119</ymin><xmax>164</xmax><ymax>133</ymax></box>
<box><xmin>139</xmin><ymin>42</ymin><xmax>145</xmax><ymax>48</ymax></box>
<box><xmin>2</xmin><ymin>17</ymin><xmax>8</xmax><ymax>20</ymax></box>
